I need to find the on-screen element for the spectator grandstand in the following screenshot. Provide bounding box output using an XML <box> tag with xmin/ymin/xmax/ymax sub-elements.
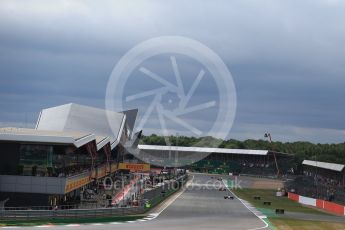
<box><xmin>135</xmin><ymin>145</ymin><xmax>295</xmax><ymax>176</ymax></box>
<box><xmin>286</xmin><ymin>160</ymin><xmax>345</xmax><ymax>205</ymax></box>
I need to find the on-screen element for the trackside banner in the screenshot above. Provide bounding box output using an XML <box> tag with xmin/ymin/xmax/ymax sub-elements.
<box><xmin>118</xmin><ymin>163</ymin><xmax>151</xmax><ymax>172</ymax></box>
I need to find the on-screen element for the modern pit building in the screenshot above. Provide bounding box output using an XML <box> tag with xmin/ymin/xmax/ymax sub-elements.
<box><xmin>0</xmin><ymin>103</ymin><xmax>140</xmax><ymax>207</ymax></box>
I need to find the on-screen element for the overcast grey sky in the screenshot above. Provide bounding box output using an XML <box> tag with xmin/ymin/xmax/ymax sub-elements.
<box><xmin>1</xmin><ymin>0</ymin><xmax>345</xmax><ymax>143</ymax></box>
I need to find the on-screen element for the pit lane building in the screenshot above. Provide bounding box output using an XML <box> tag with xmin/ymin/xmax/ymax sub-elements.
<box><xmin>0</xmin><ymin>103</ymin><xmax>140</xmax><ymax>207</ymax></box>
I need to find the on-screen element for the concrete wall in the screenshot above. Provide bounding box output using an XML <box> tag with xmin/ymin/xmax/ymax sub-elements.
<box><xmin>0</xmin><ymin>192</ymin><xmax>50</xmax><ymax>207</ymax></box>
<box><xmin>0</xmin><ymin>175</ymin><xmax>66</xmax><ymax>195</ymax></box>
<box><xmin>288</xmin><ymin>192</ymin><xmax>345</xmax><ymax>216</ymax></box>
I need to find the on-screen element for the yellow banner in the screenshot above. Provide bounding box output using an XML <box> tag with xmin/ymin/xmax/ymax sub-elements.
<box><xmin>111</xmin><ymin>163</ymin><xmax>118</xmax><ymax>172</ymax></box>
<box><xmin>118</xmin><ymin>163</ymin><xmax>150</xmax><ymax>172</ymax></box>
<box><xmin>65</xmin><ymin>164</ymin><xmax>114</xmax><ymax>193</ymax></box>
<box><xmin>65</xmin><ymin>176</ymin><xmax>91</xmax><ymax>193</ymax></box>
<box><xmin>64</xmin><ymin>163</ymin><xmax>149</xmax><ymax>193</ymax></box>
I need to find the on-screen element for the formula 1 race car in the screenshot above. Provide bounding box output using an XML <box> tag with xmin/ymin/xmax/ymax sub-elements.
<box><xmin>224</xmin><ymin>195</ymin><xmax>234</xmax><ymax>200</ymax></box>
<box><xmin>219</xmin><ymin>187</ymin><xmax>227</xmax><ymax>191</ymax></box>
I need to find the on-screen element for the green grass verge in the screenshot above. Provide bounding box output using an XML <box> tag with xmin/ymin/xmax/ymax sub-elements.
<box><xmin>0</xmin><ymin>215</ymin><xmax>146</xmax><ymax>227</ymax></box>
<box><xmin>269</xmin><ymin>217</ymin><xmax>345</xmax><ymax>230</ymax></box>
<box><xmin>232</xmin><ymin>188</ymin><xmax>329</xmax><ymax>216</ymax></box>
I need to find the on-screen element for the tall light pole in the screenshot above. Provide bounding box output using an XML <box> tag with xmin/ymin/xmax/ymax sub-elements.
<box><xmin>175</xmin><ymin>132</ymin><xmax>179</xmax><ymax>171</ymax></box>
<box><xmin>264</xmin><ymin>133</ymin><xmax>280</xmax><ymax>177</ymax></box>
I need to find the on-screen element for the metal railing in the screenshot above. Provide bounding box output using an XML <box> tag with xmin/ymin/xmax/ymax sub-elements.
<box><xmin>0</xmin><ymin>206</ymin><xmax>145</xmax><ymax>221</ymax></box>
<box><xmin>3</xmin><ymin>205</ymin><xmax>79</xmax><ymax>211</ymax></box>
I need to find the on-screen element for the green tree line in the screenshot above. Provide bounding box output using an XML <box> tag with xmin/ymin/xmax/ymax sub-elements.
<box><xmin>140</xmin><ymin>134</ymin><xmax>345</xmax><ymax>164</ymax></box>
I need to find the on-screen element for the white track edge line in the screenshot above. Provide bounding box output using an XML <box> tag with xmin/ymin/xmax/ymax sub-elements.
<box><xmin>222</xmin><ymin>179</ymin><xmax>270</xmax><ymax>230</ymax></box>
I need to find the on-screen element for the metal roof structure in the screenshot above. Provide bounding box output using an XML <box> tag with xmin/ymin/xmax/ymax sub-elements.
<box><xmin>95</xmin><ymin>136</ymin><xmax>111</xmax><ymax>150</ymax></box>
<box><xmin>0</xmin><ymin>127</ymin><xmax>94</xmax><ymax>148</ymax></box>
<box><xmin>138</xmin><ymin>145</ymin><xmax>269</xmax><ymax>155</ymax></box>
<box><xmin>36</xmin><ymin>103</ymin><xmax>127</xmax><ymax>149</ymax></box>
<box><xmin>302</xmin><ymin>160</ymin><xmax>345</xmax><ymax>172</ymax></box>
<box><xmin>0</xmin><ymin>104</ymin><xmax>139</xmax><ymax>151</ymax></box>
<box><xmin>121</xmin><ymin>109</ymin><xmax>138</xmax><ymax>138</ymax></box>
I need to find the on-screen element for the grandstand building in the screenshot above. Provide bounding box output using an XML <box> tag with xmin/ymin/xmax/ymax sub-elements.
<box><xmin>132</xmin><ymin>145</ymin><xmax>294</xmax><ymax>175</ymax></box>
<box><xmin>287</xmin><ymin>160</ymin><xmax>345</xmax><ymax>205</ymax></box>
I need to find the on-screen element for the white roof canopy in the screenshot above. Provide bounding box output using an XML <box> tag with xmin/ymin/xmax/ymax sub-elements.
<box><xmin>0</xmin><ymin>127</ymin><xmax>94</xmax><ymax>148</ymax></box>
<box><xmin>0</xmin><ymin>104</ymin><xmax>139</xmax><ymax>152</ymax></box>
<box><xmin>36</xmin><ymin>103</ymin><xmax>128</xmax><ymax>150</ymax></box>
<box><xmin>138</xmin><ymin>145</ymin><xmax>269</xmax><ymax>155</ymax></box>
<box><xmin>302</xmin><ymin>160</ymin><xmax>345</xmax><ymax>172</ymax></box>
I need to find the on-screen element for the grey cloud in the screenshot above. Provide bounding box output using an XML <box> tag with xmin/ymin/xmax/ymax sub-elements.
<box><xmin>0</xmin><ymin>0</ymin><xmax>345</xmax><ymax>143</ymax></box>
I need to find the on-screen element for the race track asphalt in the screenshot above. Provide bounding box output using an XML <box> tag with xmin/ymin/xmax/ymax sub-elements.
<box><xmin>21</xmin><ymin>174</ymin><xmax>269</xmax><ymax>230</ymax></box>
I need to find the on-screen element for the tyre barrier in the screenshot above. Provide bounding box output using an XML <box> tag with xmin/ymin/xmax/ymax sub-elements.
<box><xmin>275</xmin><ymin>209</ymin><xmax>285</xmax><ymax>214</ymax></box>
<box><xmin>263</xmin><ymin>201</ymin><xmax>271</xmax><ymax>206</ymax></box>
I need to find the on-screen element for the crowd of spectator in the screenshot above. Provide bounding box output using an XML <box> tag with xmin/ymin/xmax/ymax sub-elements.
<box><xmin>235</xmin><ymin>159</ymin><xmax>278</xmax><ymax>176</ymax></box>
<box><xmin>286</xmin><ymin>169</ymin><xmax>345</xmax><ymax>204</ymax></box>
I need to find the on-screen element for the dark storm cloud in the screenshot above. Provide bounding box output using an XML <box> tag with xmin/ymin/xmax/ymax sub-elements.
<box><xmin>0</xmin><ymin>0</ymin><xmax>345</xmax><ymax>143</ymax></box>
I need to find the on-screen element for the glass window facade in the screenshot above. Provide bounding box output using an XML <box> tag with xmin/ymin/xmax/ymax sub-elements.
<box><xmin>17</xmin><ymin>144</ymin><xmax>94</xmax><ymax>177</ymax></box>
<box><xmin>19</xmin><ymin>145</ymin><xmax>53</xmax><ymax>176</ymax></box>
